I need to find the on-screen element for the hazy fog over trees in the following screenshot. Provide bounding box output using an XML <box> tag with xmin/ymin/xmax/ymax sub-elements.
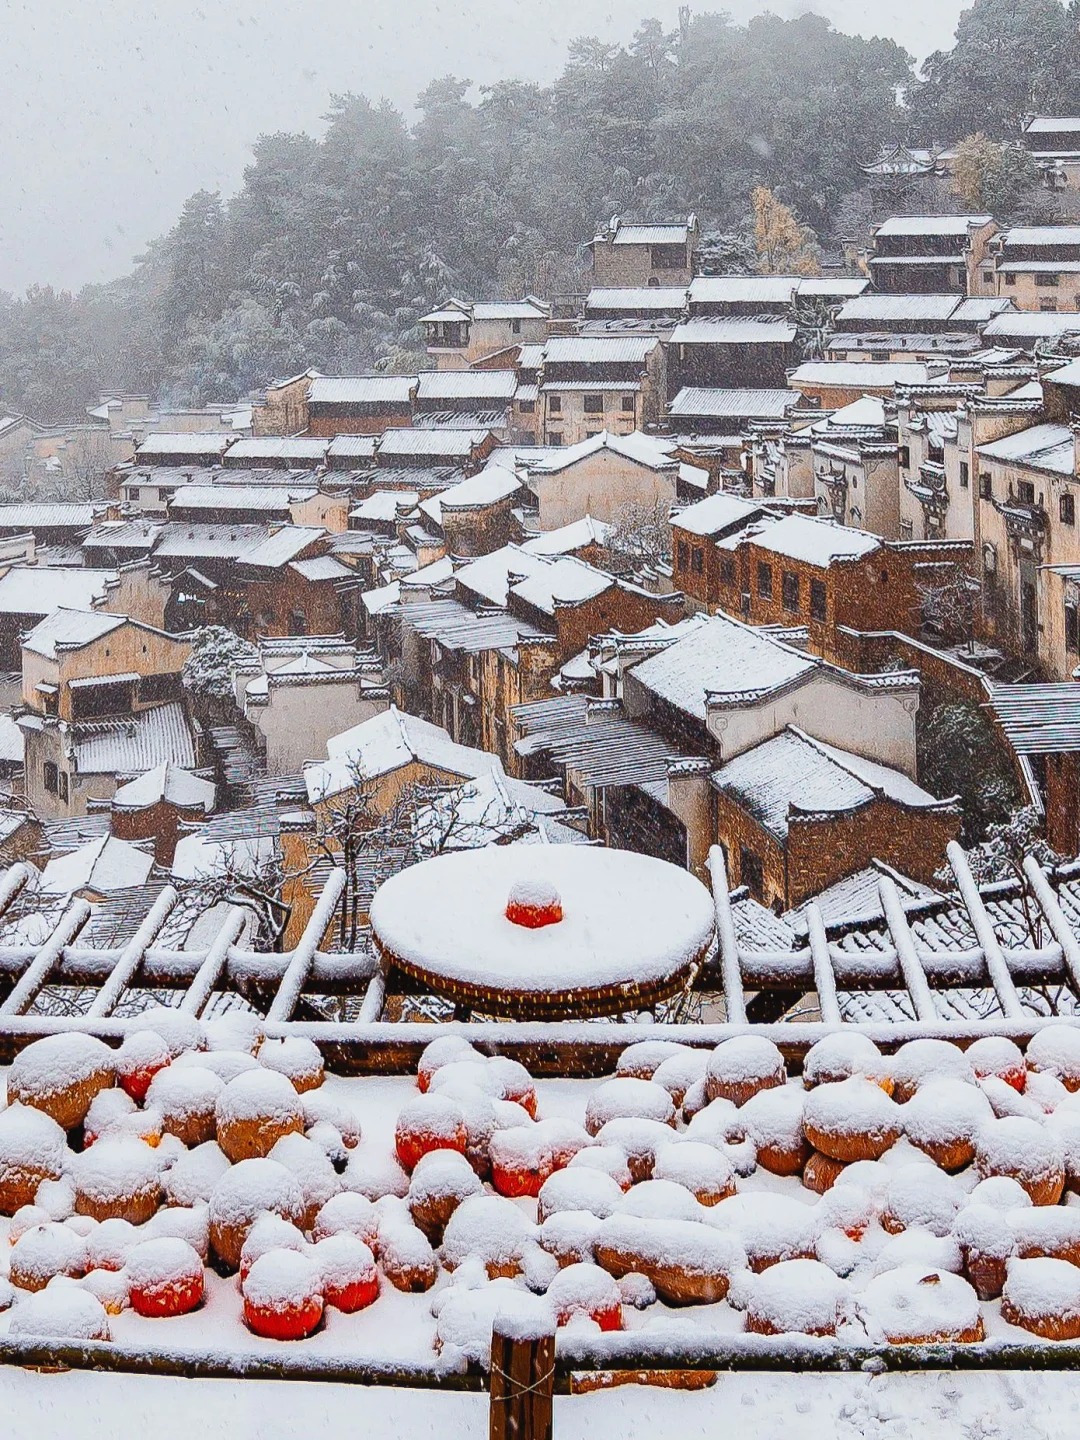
<box><xmin>3</xmin><ymin>0</ymin><xmax>1080</xmax><ymax>420</ymax></box>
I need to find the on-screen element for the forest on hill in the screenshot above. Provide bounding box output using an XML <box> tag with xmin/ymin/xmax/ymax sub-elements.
<box><xmin>4</xmin><ymin>0</ymin><xmax>1080</xmax><ymax>421</ymax></box>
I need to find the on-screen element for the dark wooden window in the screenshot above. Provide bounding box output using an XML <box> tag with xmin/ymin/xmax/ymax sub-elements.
<box><xmin>677</xmin><ymin>541</ymin><xmax>690</xmax><ymax>570</ymax></box>
<box><xmin>43</xmin><ymin>762</ymin><xmax>58</xmax><ymax>796</ymax></box>
<box><xmin>959</xmin><ymin>461</ymin><xmax>969</xmax><ymax>489</ymax></box>
<box><xmin>781</xmin><ymin>571</ymin><xmax>800</xmax><ymax>612</ymax></box>
<box><xmin>58</xmin><ymin>772</ymin><xmax>69</xmax><ymax>803</ymax></box>
<box><xmin>979</xmin><ymin>473</ymin><xmax>992</xmax><ymax>500</ymax></box>
<box><xmin>691</xmin><ymin>548</ymin><xmax>704</xmax><ymax>574</ymax></box>
<box><xmin>810</xmin><ymin>578</ymin><xmax>827</xmax><ymax>622</ymax></box>
<box><xmin>1061</xmin><ymin>492</ymin><xmax>1076</xmax><ymax>526</ymax></box>
<box><xmin>620</xmin><ymin>395</ymin><xmax>635</xmax><ymax>413</ymax></box>
<box><xmin>1018</xmin><ymin>480</ymin><xmax>1036</xmax><ymax>504</ymax></box>
<box><xmin>138</xmin><ymin>673</ymin><xmax>181</xmax><ymax>704</ymax></box>
<box><xmin>756</xmin><ymin>562</ymin><xmax>772</xmax><ymax>599</ymax></box>
<box><xmin>1067</xmin><ymin>602</ymin><xmax>1080</xmax><ymax>654</ymax></box>
<box><xmin>583</xmin><ymin>394</ymin><xmax>604</xmax><ymax>414</ymax></box>
<box><xmin>719</xmin><ymin>555</ymin><xmax>737</xmax><ymax>585</ymax></box>
<box><xmin>740</xmin><ymin>846</ymin><xmax>765</xmax><ymax>902</ymax></box>
<box><xmin>548</xmin><ymin>396</ymin><xmax>561</xmax><ymax>415</ymax></box>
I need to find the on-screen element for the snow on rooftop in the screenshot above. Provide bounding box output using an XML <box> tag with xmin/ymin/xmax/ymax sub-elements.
<box><xmin>977</xmin><ymin>422</ymin><xmax>1076</xmax><ymax>474</ymax></box>
<box><xmin>526</xmin><ymin>430</ymin><xmax>678</xmax><ymax>476</ymax></box>
<box><xmin>509</xmin><ymin>556</ymin><xmax>612</xmax><ymax>615</ymax></box>
<box><xmin>224</xmin><ymin>437</ymin><xmax>329</xmax><ymax>462</ymax></box>
<box><xmin>520</xmin><ymin>515</ymin><xmax>610</xmax><ymax>555</ymax></box>
<box><xmin>0</xmin><ymin>567</ymin><xmax>114</xmax><ymax>617</ymax></box>
<box><xmin>308</xmin><ymin>377</ymin><xmax>414</xmax><ymax>406</ymax></box>
<box><xmin>672</xmin><ymin>492</ymin><xmax>762</xmax><ymax>537</ymax></box>
<box><xmin>688</xmin><ymin>276</ymin><xmax>799</xmax><ymax>305</ymax></box>
<box><xmin>749</xmin><ymin>513</ymin><xmax>881</xmax><ymax>565</ymax></box>
<box><xmin>875</xmin><ymin>214</ymin><xmax>992</xmax><ymax>237</ymax></box>
<box><xmin>984</xmin><ymin>312</ymin><xmax>1080</xmax><ymax>338</ymax></box>
<box><xmin>713</xmin><ymin>726</ymin><xmax>943</xmax><ymax>840</ymax></box>
<box><xmin>349</xmin><ymin>492</ymin><xmax>420</xmax><ymax>525</ymax></box>
<box><xmin>416</xmin><ymin>371</ymin><xmax>518</xmax><ymax>402</ymax></box>
<box><xmin>585</xmin><ymin>287</ymin><xmax>687</xmax><ymax>312</ymax></box>
<box><xmin>0</xmin><ymin>714</ymin><xmax>24</xmax><ymax>764</ymax></box>
<box><xmin>542</xmin><ymin>336</ymin><xmax>659</xmax><ymax>365</ymax></box>
<box><xmin>671</xmin><ymin>318</ymin><xmax>797</xmax><ymax>345</ymax></box>
<box><xmin>22</xmin><ymin>608</ymin><xmax>125</xmax><ymax>659</ymax></box>
<box><xmin>810</xmin><ymin>396</ymin><xmax>888</xmax><ymax>430</ymax></box>
<box><xmin>135</xmin><ymin>434</ymin><xmax>233</xmax><ymax>457</ymax></box>
<box><xmin>112</xmin><ymin>762</ymin><xmax>216</xmax><ymax>813</ymax></box>
<box><xmin>377</xmin><ymin>429</ymin><xmax>490</xmax><ymax>458</ymax></box>
<box><xmin>73</xmin><ymin>701</ymin><xmax>198</xmax><ymax>776</ymax></box>
<box><xmin>789</xmin><ymin>362</ymin><xmax>933</xmax><ymax>387</ymax></box>
<box><xmin>628</xmin><ymin>613</ymin><xmax>816</xmax><ymax>722</ymax></box>
<box><xmin>307</xmin><ymin>706</ymin><xmax>497</xmax><ymax>802</ymax></box>
<box><xmin>429</xmin><ymin>469</ymin><xmax>521</xmax><ymax>513</ymax></box>
<box><xmin>40</xmin><ymin>834</ymin><xmax>155</xmax><ymax>895</ymax></box>
<box><xmin>668</xmin><ymin>388</ymin><xmax>796</xmax><ymax>420</ymax></box>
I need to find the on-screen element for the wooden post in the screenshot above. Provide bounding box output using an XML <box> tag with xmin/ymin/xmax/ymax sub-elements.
<box><xmin>489</xmin><ymin>1319</ymin><xmax>555</xmax><ymax>1440</ymax></box>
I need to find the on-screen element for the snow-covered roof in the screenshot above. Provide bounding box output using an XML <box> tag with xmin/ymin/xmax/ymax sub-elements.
<box><xmin>751</xmin><ymin>513</ymin><xmax>882</xmax><ymax>566</ymax></box>
<box><xmin>542</xmin><ymin>337</ymin><xmax>659</xmax><ymax>365</ymax></box>
<box><xmin>40</xmin><ymin>834</ymin><xmax>155</xmax><ymax>895</ymax></box>
<box><xmin>836</xmin><ymin>294</ymin><xmax>962</xmax><ymax>324</ymax></box>
<box><xmin>672</xmin><ymin>492</ymin><xmax>762</xmax><ymax>537</ymax></box>
<box><xmin>509</xmin><ymin>555</ymin><xmax>612</xmax><ymax>616</ymax></box>
<box><xmin>628</xmin><ymin>613</ymin><xmax>817</xmax><ymax>722</ymax></box>
<box><xmin>668</xmin><ymin>388</ymin><xmax>796</xmax><ymax>421</ymax></box>
<box><xmin>0</xmin><ymin>567</ymin><xmax>115</xmax><ymax>617</ymax></box>
<box><xmin>520</xmin><ymin>515</ymin><xmax>610</xmax><ymax>555</ymax></box>
<box><xmin>713</xmin><ymin>726</ymin><xmax>945</xmax><ymax>840</ymax></box>
<box><xmin>810</xmin><ymin>395</ymin><xmax>888</xmax><ymax>430</ymax></box>
<box><xmin>983</xmin><ymin>312</ymin><xmax>1080</xmax><ymax>339</ymax></box>
<box><xmin>239</xmin><ymin>527</ymin><xmax>326</xmax><ymax>569</ymax></box>
<box><xmin>308</xmin><ymin>377</ymin><xmax>414</xmax><ymax>406</ymax></box>
<box><xmin>525</xmin><ymin>430</ymin><xmax>678</xmax><ymax>476</ymax></box>
<box><xmin>376</xmin><ymin>429</ymin><xmax>490</xmax><ymax>458</ymax></box>
<box><xmin>325</xmin><ymin>435</ymin><xmax>380</xmax><ymax>460</ymax></box>
<box><xmin>223</xmin><ymin>436</ymin><xmax>329</xmax><ymax>463</ymax></box>
<box><xmin>585</xmin><ymin>287</ymin><xmax>687</xmax><ymax>312</ymax></box>
<box><xmin>671</xmin><ymin>318</ymin><xmax>797</xmax><ymax>345</ymax></box>
<box><xmin>135</xmin><ymin>433</ymin><xmax>233</xmax><ymax>458</ymax></box>
<box><xmin>21</xmin><ymin>608</ymin><xmax>126</xmax><ymax>660</ymax></box>
<box><xmin>1044</xmin><ymin>358</ymin><xmax>1080</xmax><ymax>387</ymax></box>
<box><xmin>788</xmin><ymin>361</ymin><xmax>933</xmax><ymax>387</ymax></box>
<box><xmin>875</xmin><ymin>214</ymin><xmax>992</xmax><ymax>237</ymax></box>
<box><xmin>72</xmin><ymin>701</ymin><xmax>198</xmax><ymax>775</ymax></box>
<box><xmin>977</xmin><ymin>422</ymin><xmax>1075</xmax><ymax>474</ymax></box>
<box><xmin>785</xmin><ymin>859</ymin><xmax>939</xmax><ymax>930</ymax></box>
<box><xmin>112</xmin><ymin>762</ymin><xmax>216</xmax><ymax>813</ymax></box>
<box><xmin>349</xmin><ymin>491</ymin><xmax>419</xmax><ymax>524</ymax></box>
<box><xmin>306</xmin><ymin>706</ymin><xmax>498</xmax><ymax>802</ymax></box>
<box><xmin>0</xmin><ymin>504</ymin><xmax>95</xmax><ymax>530</ymax></box>
<box><xmin>415</xmin><ymin>371</ymin><xmax>518</xmax><ymax>402</ymax></box>
<box><xmin>610</xmin><ymin>222</ymin><xmax>689</xmax><ymax>245</ymax></box>
<box><xmin>688</xmin><ymin>276</ymin><xmax>799</xmax><ymax>305</ymax></box>
<box><xmin>169</xmin><ymin>485</ymin><xmax>312</xmax><ymax>513</ymax></box>
<box><xmin>426</xmin><ymin>469</ymin><xmax>521</xmax><ymax>518</ymax></box>
<box><xmin>0</xmin><ymin>714</ymin><xmax>23</xmax><ymax>766</ymax></box>
<box><xmin>470</xmin><ymin>299</ymin><xmax>549</xmax><ymax>320</ymax></box>
<box><xmin>1024</xmin><ymin>116</ymin><xmax>1080</xmax><ymax>134</ymax></box>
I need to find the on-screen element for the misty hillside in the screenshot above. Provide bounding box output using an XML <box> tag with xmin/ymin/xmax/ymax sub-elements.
<box><xmin>4</xmin><ymin>0</ymin><xmax>1080</xmax><ymax>421</ymax></box>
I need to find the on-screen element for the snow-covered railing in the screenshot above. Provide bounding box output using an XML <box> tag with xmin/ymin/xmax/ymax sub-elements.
<box><xmin>0</xmin><ymin>843</ymin><xmax>1078</xmax><ymax>1070</ymax></box>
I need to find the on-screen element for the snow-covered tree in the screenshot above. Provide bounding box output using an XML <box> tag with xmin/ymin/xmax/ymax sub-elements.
<box><xmin>182</xmin><ymin>627</ymin><xmax>259</xmax><ymax>701</ymax></box>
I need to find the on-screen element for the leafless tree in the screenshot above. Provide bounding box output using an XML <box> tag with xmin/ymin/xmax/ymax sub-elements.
<box><xmin>918</xmin><ymin>562</ymin><xmax>980</xmax><ymax>653</ymax></box>
<box><xmin>606</xmin><ymin>499</ymin><xmax>672</xmax><ymax>578</ymax></box>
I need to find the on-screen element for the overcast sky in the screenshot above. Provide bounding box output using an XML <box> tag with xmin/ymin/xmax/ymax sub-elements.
<box><xmin>0</xmin><ymin>0</ymin><xmax>964</xmax><ymax>295</ymax></box>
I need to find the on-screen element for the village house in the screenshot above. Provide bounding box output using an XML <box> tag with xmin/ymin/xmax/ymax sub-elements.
<box><xmin>588</xmin><ymin>215</ymin><xmax>699</xmax><ymax>288</ymax></box>
<box><xmin>511</xmin><ymin>611</ymin><xmax>958</xmax><ymax>896</ymax></box>
<box><xmin>971</xmin><ymin>226</ymin><xmax>1080</xmax><ymax>312</ymax></box>
<box><xmin>17</xmin><ymin>609</ymin><xmax>197</xmax><ymax>819</ymax></box>
<box><xmin>582</xmin><ymin>287</ymin><xmax>688</xmax><ymax>327</ymax></box>
<box><xmin>669</xmin><ymin>315</ymin><xmax>798</xmax><ymax>391</ymax></box>
<box><xmin>235</xmin><ymin>635</ymin><xmax>389</xmax><ymax>777</ymax></box>
<box><xmin>110</xmin><ymin>762</ymin><xmax>216</xmax><ymax>866</ymax></box>
<box><xmin>710</xmin><ymin>726</ymin><xmax>960</xmax><ymax>909</ymax></box>
<box><xmin>38</xmin><ymin>834</ymin><xmax>157</xmax><ymax>902</ymax></box>
<box><xmin>537</xmin><ymin>336</ymin><xmax>666</xmax><ymax>446</ymax></box>
<box><xmin>0</xmin><ymin>561</ymin><xmax>172</xmax><ymax>669</ymax></box>
<box><xmin>667</xmin><ymin>387</ymin><xmax>801</xmax><ymax>438</ymax></box>
<box><xmin>303</xmin><ymin>377</ymin><xmax>416</xmax><ymax>439</ymax></box>
<box><xmin>382</xmin><ymin>538</ymin><xmax>683</xmax><ymax>770</ymax></box>
<box><xmin>831</xmin><ymin>292</ymin><xmax>1012</xmax><ymax>338</ymax></box>
<box><xmin>1020</xmin><ymin>116</ymin><xmax>1080</xmax><ymax>191</ymax></box>
<box><xmin>670</xmin><ymin>491</ymin><xmax>772</xmax><ymax>612</ymax></box>
<box><xmin>221</xmin><ymin>436</ymin><xmax>330</xmax><ymax>470</ymax></box>
<box><xmin>867</xmin><ymin>215</ymin><xmax>998</xmax><ymax>294</ymax></box>
<box><xmin>167</xmin><ymin>482</ymin><xmax>349</xmax><ymax>532</ymax></box>
<box><xmin>787</xmin><ymin>361</ymin><xmax>942</xmax><ymax>409</ymax></box>
<box><xmin>134</xmin><ymin>433</ymin><xmax>236</xmax><ymax>468</ymax></box>
<box><xmin>0</xmin><ymin>503</ymin><xmax>101</xmax><ymax>550</ymax></box>
<box><xmin>975</xmin><ymin>418</ymin><xmax>1080</xmax><ymax>676</ymax></box>
<box><xmin>981</xmin><ymin>310</ymin><xmax>1080</xmax><ymax>351</ymax></box>
<box><xmin>416</xmin><ymin>469</ymin><xmax>522</xmax><ymax>558</ymax></box>
<box><xmin>419</xmin><ymin>299</ymin><xmax>550</xmax><ymax>370</ymax></box>
<box><xmin>516</xmin><ymin>430</ymin><xmax>704</xmax><ymax>533</ymax></box>
<box><xmin>988</xmin><ymin>683</ymin><xmax>1080</xmax><ymax>855</ymax></box>
<box><xmin>252</xmin><ymin>370</ymin><xmax>322</xmax><ymax>436</ymax></box>
<box><xmin>373</xmin><ymin>427</ymin><xmax>497</xmax><ymax>472</ymax></box>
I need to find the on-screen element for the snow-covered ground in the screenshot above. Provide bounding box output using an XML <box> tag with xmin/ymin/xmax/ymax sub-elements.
<box><xmin>6</xmin><ymin>1367</ymin><xmax>1078</xmax><ymax>1440</ymax></box>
